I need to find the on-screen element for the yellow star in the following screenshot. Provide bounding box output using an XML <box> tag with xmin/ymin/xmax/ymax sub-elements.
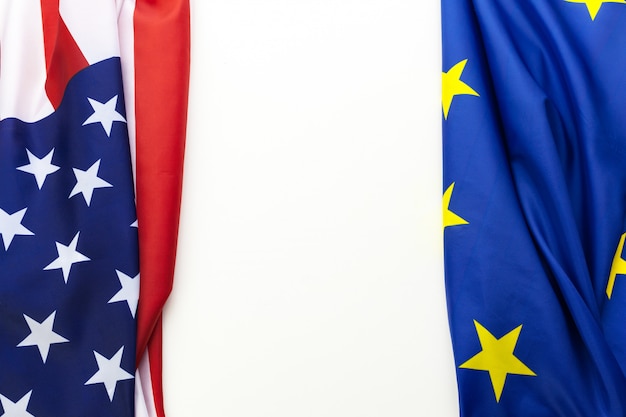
<box><xmin>565</xmin><ymin>0</ymin><xmax>626</xmax><ymax>20</ymax></box>
<box><xmin>442</xmin><ymin>59</ymin><xmax>479</xmax><ymax>119</ymax></box>
<box><xmin>443</xmin><ymin>182</ymin><xmax>468</xmax><ymax>230</ymax></box>
<box><xmin>607</xmin><ymin>232</ymin><xmax>626</xmax><ymax>299</ymax></box>
<box><xmin>460</xmin><ymin>320</ymin><xmax>536</xmax><ymax>402</ymax></box>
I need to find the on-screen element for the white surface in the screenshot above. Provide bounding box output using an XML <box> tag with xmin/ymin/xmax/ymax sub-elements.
<box><xmin>163</xmin><ymin>1</ymin><xmax>458</xmax><ymax>416</ymax></box>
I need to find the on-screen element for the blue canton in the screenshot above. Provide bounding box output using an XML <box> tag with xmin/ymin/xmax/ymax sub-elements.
<box><xmin>0</xmin><ymin>58</ymin><xmax>138</xmax><ymax>416</ymax></box>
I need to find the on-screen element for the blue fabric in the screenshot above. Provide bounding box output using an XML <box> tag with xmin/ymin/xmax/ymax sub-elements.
<box><xmin>443</xmin><ymin>1</ymin><xmax>626</xmax><ymax>415</ymax></box>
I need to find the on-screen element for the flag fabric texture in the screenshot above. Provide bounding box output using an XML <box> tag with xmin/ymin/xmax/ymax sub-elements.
<box><xmin>443</xmin><ymin>1</ymin><xmax>626</xmax><ymax>415</ymax></box>
<box><xmin>0</xmin><ymin>1</ymin><xmax>189</xmax><ymax>416</ymax></box>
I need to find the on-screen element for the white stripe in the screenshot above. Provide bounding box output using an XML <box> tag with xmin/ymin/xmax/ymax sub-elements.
<box><xmin>59</xmin><ymin>0</ymin><xmax>121</xmax><ymax>65</ymax></box>
<box><xmin>117</xmin><ymin>2</ymin><xmax>152</xmax><ymax>415</ymax></box>
<box><xmin>135</xmin><ymin>349</ymin><xmax>159</xmax><ymax>417</ymax></box>
<box><xmin>118</xmin><ymin>0</ymin><xmax>137</xmax><ymax>181</ymax></box>
<box><xmin>0</xmin><ymin>0</ymin><xmax>54</xmax><ymax>122</ymax></box>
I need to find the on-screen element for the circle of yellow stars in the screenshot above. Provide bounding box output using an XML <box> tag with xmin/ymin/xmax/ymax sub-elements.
<box><xmin>442</xmin><ymin>1</ymin><xmax>626</xmax><ymax>402</ymax></box>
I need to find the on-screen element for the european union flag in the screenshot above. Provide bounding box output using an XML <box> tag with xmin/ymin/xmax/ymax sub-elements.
<box><xmin>443</xmin><ymin>1</ymin><xmax>626</xmax><ymax>415</ymax></box>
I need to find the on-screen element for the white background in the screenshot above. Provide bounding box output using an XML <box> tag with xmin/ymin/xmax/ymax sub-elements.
<box><xmin>163</xmin><ymin>1</ymin><xmax>458</xmax><ymax>415</ymax></box>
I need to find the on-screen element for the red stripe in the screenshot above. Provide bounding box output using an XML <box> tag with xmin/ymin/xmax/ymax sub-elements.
<box><xmin>40</xmin><ymin>0</ymin><xmax>88</xmax><ymax>108</ymax></box>
<box><xmin>134</xmin><ymin>0</ymin><xmax>190</xmax><ymax>415</ymax></box>
<box><xmin>148</xmin><ymin>319</ymin><xmax>165</xmax><ymax>417</ymax></box>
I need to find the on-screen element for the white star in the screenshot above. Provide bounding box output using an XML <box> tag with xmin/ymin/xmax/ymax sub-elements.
<box><xmin>108</xmin><ymin>271</ymin><xmax>140</xmax><ymax>318</ymax></box>
<box><xmin>17</xmin><ymin>312</ymin><xmax>68</xmax><ymax>363</ymax></box>
<box><xmin>16</xmin><ymin>149</ymin><xmax>60</xmax><ymax>190</ymax></box>
<box><xmin>82</xmin><ymin>95</ymin><xmax>126</xmax><ymax>137</ymax></box>
<box><xmin>69</xmin><ymin>160</ymin><xmax>112</xmax><ymax>206</ymax></box>
<box><xmin>0</xmin><ymin>208</ymin><xmax>33</xmax><ymax>250</ymax></box>
<box><xmin>85</xmin><ymin>346</ymin><xmax>134</xmax><ymax>401</ymax></box>
<box><xmin>43</xmin><ymin>232</ymin><xmax>90</xmax><ymax>283</ymax></box>
<box><xmin>0</xmin><ymin>391</ymin><xmax>35</xmax><ymax>417</ymax></box>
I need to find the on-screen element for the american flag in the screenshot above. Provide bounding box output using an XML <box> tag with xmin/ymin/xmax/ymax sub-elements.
<box><xmin>0</xmin><ymin>1</ymin><xmax>190</xmax><ymax>416</ymax></box>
